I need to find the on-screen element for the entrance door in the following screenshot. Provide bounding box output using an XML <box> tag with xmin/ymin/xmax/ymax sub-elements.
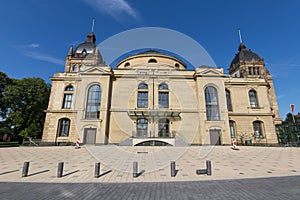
<box><xmin>84</xmin><ymin>128</ymin><xmax>96</xmax><ymax>144</ymax></box>
<box><xmin>209</xmin><ymin>129</ymin><xmax>221</xmax><ymax>145</ymax></box>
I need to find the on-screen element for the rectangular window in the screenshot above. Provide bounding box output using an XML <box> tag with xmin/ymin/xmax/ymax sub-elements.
<box><xmin>137</xmin><ymin>92</ymin><xmax>148</xmax><ymax>108</ymax></box>
<box><xmin>63</xmin><ymin>94</ymin><xmax>73</xmax><ymax>109</ymax></box>
<box><xmin>159</xmin><ymin>92</ymin><xmax>169</xmax><ymax>108</ymax></box>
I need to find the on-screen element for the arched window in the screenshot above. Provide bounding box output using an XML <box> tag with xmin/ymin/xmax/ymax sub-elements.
<box><xmin>158</xmin><ymin>118</ymin><xmax>170</xmax><ymax>138</ymax></box>
<box><xmin>205</xmin><ymin>86</ymin><xmax>220</xmax><ymax>121</ymax></box>
<box><xmin>62</xmin><ymin>86</ymin><xmax>74</xmax><ymax>109</ymax></box>
<box><xmin>85</xmin><ymin>85</ymin><xmax>102</xmax><ymax>119</ymax></box>
<box><xmin>158</xmin><ymin>83</ymin><xmax>169</xmax><ymax>108</ymax></box>
<box><xmin>229</xmin><ymin>120</ymin><xmax>236</xmax><ymax>138</ymax></box>
<box><xmin>249</xmin><ymin>90</ymin><xmax>259</xmax><ymax>108</ymax></box>
<box><xmin>253</xmin><ymin>121</ymin><xmax>264</xmax><ymax>138</ymax></box>
<box><xmin>226</xmin><ymin>89</ymin><xmax>233</xmax><ymax>112</ymax></box>
<box><xmin>136</xmin><ymin>118</ymin><xmax>148</xmax><ymax>138</ymax></box>
<box><xmin>58</xmin><ymin>118</ymin><xmax>70</xmax><ymax>137</ymax></box>
<box><xmin>72</xmin><ymin>65</ymin><xmax>77</xmax><ymax>72</ymax></box>
<box><xmin>137</xmin><ymin>83</ymin><xmax>148</xmax><ymax>108</ymax></box>
<box><xmin>148</xmin><ymin>58</ymin><xmax>157</xmax><ymax>63</ymax></box>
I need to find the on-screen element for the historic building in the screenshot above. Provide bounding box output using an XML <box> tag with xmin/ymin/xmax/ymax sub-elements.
<box><xmin>42</xmin><ymin>32</ymin><xmax>281</xmax><ymax>146</ymax></box>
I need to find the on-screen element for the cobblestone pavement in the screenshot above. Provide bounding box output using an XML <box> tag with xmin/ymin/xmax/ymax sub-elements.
<box><xmin>1</xmin><ymin>175</ymin><xmax>300</xmax><ymax>200</ymax></box>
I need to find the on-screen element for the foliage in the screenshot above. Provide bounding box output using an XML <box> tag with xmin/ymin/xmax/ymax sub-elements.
<box><xmin>0</xmin><ymin>72</ymin><xmax>50</xmax><ymax>139</ymax></box>
<box><xmin>0</xmin><ymin>72</ymin><xmax>12</xmax><ymax>119</ymax></box>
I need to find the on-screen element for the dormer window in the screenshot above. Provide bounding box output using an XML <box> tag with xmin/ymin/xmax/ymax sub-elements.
<box><xmin>148</xmin><ymin>58</ymin><xmax>157</xmax><ymax>63</ymax></box>
<box><xmin>82</xmin><ymin>49</ymin><xmax>87</xmax><ymax>57</ymax></box>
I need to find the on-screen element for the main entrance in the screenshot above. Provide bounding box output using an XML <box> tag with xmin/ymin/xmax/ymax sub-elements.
<box><xmin>83</xmin><ymin>128</ymin><xmax>96</xmax><ymax>144</ymax></box>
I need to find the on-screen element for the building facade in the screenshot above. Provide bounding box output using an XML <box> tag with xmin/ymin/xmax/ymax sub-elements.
<box><xmin>42</xmin><ymin>32</ymin><xmax>281</xmax><ymax>146</ymax></box>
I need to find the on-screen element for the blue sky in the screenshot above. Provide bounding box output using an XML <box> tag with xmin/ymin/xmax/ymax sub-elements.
<box><xmin>0</xmin><ymin>0</ymin><xmax>300</xmax><ymax>119</ymax></box>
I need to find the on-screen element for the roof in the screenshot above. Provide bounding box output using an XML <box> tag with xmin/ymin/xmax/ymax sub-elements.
<box><xmin>230</xmin><ymin>43</ymin><xmax>263</xmax><ymax>69</ymax></box>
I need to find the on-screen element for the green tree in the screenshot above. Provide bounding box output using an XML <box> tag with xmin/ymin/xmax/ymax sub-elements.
<box><xmin>0</xmin><ymin>72</ymin><xmax>12</xmax><ymax>119</ymax></box>
<box><xmin>3</xmin><ymin>77</ymin><xmax>50</xmax><ymax>138</ymax></box>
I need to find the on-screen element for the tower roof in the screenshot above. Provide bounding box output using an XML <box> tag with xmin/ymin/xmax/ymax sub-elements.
<box><xmin>230</xmin><ymin>43</ymin><xmax>263</xmax><ymax>69</ymax></box>
<box><xmin>72</xmin><ymin>32</ymin><xmax>103</xmax><ymax>64</ymax></box>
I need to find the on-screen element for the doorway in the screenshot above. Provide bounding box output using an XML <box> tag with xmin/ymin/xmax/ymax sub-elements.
<box><xmin>209</xmin><ymin>129</ymin><xmax>221</xmax><ymax>145</ymax></box>
<box><xmin>84</xmin><ymin>128</ymin><xmax>96</xmax><ymax>144</ymax></box>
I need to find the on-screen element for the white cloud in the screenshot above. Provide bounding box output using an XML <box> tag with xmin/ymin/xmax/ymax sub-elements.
<box><xmin>23</xmin><ymin>51</ymin><xmax>64</xmax><ymax>66</ymax></box>
<box><xmin>84</xmin><ymin>0</ymin><xmax>138</xmax><ymax>21</ymax></box>
<box><xmin>28</xmin><ymin>43</ymin><xmax>40</xmax><ymax>48</ymax></box>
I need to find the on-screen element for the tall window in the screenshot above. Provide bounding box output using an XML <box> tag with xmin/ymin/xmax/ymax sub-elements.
<box><xmin>226</xmin><ymin>89</ymin><xmax>233</xmax><ymax>111</ymax></box>
<box><xmin>58</xmin><ymin>118</ymin><xmax>70</xmax><ymax>137</ymax></box>
<box><xmin>136</xmin><ymin>118</ymin><xmax>148</xmax><ymax>138</ymax></box>
<box><xmin>229</xmin><ymin>120</ymin><xmax>236</xmax><ymax>138</ymax></box>
<box><xmin>137</xmin><ymin>83</ymin><xmax>148</xmax><ymax>108</ymax></box>
<box><xmin>253</xmin><ymin>121</ymin><xmax>264</xmax><ymax>138</ymax></box>
<box><xmin>158</xmin><ymin>118</ymin><xmax>170</xmax><ymax>138</ymax></box>
<box><xmin>205</xmin><ymin>86</ymin><xmax>220</xmax><ymax>121</ymax></box>
<box><xmin>158</xmin><ymin>83</ymin><xmax>169</xmax><ymax>108</ymax></box>
<box><xmin>62</xmin><ymin>86</ymin><xmax>74</xmax><ymax>109</ymax></box>
<box><xmin>249</xmin><ymin>90</ymin><xmax>259</xmax><ymax>108</ymax></box>
<box><xmin>85</xmin><ymin>85</ymin><xmax>102</xmax><ymax>119</ymax></box>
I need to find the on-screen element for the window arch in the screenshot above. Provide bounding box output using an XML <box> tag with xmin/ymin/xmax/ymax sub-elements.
<box><xmin>136</xmin><ymin>118</ymin><xmax>148</xmax><ymax>138</ymax></box>
<box><xmin>62</xmin><ymin>85</ymin><xmax>74</xmax><ymax>109</ymax></box>
<box><xmin>137</xmin><ymin>83</ymin><xmax>148</xmax><ymax>108</ymax></box>
<box><xmin>205</xmin><ymin>86</ymin><xmax>220</xmax><ymax>121</ymax></box>
<box><xmin>226</xmin><ymin>89</ymin><xmax>233</xmax><ymax>112</ymax></box>
<box><xmin>158</xmin><ymin>118</ymin><xmax>170</xmax><ymax>138</ymax></box>
<box><xmin>158</xmin><ymin>83</ymin><xmax>169</xmax><ymax>108</ymax></box>
<box><xmin>229</xmin><ymin>120</ymin><xmax>236</xmax><ymax>138</ymax></box>
<box><xmin>253</xmin><ymin>121</ymin><xmax>264</xmax><ymax>138</ymax></box>
<box><xmin>249</xmin><ymin>90</ymin><xmax>259</xmax><ymax>108</ymax></box>
<box><xmin>58</xmin><ymin>118</ymin><xmax>70</xmax><ymax>137</ymax></box>
<box><xmin>85</xmin><ymin>84</ymin><xmax>102</xmax><ymax>119</ymax></box>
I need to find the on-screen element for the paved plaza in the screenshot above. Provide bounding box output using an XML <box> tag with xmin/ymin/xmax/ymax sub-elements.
<box><xmin>0</xmin><ymin>145</ymin><xmax>300</xmax><ymax>183</ymax></box>
<box><xmin>1</xmin><ymin>145</ymin><xmax>300</xmax><ymax>199</ymax></box>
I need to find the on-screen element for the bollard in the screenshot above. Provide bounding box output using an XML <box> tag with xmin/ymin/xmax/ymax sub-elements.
<box><xmin>22</xmin><ymin>162</ymin><xmax>30</xmax><ymax>177</ymax></box>
<box><xmin>196</xmin><ymin>169</ymin><xmax>207</xmax><ymax>175</ymax></box>
<box><xmin>171</xmin><ymin>161</ymin><xmax>176</xmax><ymax>177</ymax></box>
<box><xmin>95</xmin><ymin>162</ymin><xmax>100</xmax><ymax>178</ymax></box>
<box><xmin>57</xmin><ymin>162</ymin><xmax>64</xmax><ymax>178</ymax></box>
<box><xmin>133</xmin><ymin>162</ymin><xmax>138</xmax><ymax>178</ymax></box>
<box><xmin>206</xmin><ymin>160</ymin><xmax>212</xmax><ymax>176</ymax></box>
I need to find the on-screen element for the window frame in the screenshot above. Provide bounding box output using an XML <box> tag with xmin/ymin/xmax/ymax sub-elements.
<box><xmin>205</xmin><ymin>86</ymin><xmax>220</xmax><ymax>121</ymax></box>
<box><xmin>85</xmin><ymin>84</ymin><xmax>102</xmax><ymax>119</ymax></box>
<box><xmin>249</xmin><ymin>89</ymin><xmax>259</xmax><ymax>108</ymax></box>
<box><xmin>158</xmin><ymin>83</ymin><xmax>169</xmax><ymax>108</ymax></box>
<box><xmin>58</xmin><ymin>118</ymin><xmax>70</xmax><ymax>137</ymax></box>
<box><xmin>137</xmin><ymin>83</ymin><xmax>148</xmax><ymax>108</ymax></box>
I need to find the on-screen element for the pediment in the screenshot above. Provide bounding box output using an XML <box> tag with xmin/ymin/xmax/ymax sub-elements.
<box><xmin>195</xmin><ymin>67</ymin><xmax>225</xmax><ymax>77</ymax></box>
<box><xmin>81</xmin><ymin>66</ymin><xmax>111</xmax><ymax>75</ymax></box>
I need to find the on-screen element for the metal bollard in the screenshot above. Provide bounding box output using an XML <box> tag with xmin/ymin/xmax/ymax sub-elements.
<box><xmin>206</xmin><ymin>160</ymin><xmax>212</xmax><ymax>176</ymax></box>
<box><xmin>57</xmin><ymin>162</ymin><xmax>64</xmax><ymax>178</ymax></box>
<box><xmin>95</xmin><ymin>162</ymin><xmax>100</xmax><ymax>178</ymax></box>
<box><xmin>133</xmin><ymin>162</ymin><xmax>138</xmax><ymax>178</ymax></box>
<box><xmin>171</xmin><ymin>161</ymin><xmax>176</xmax><ymax>177</ymax></box>
<box><xmin>196</xmin><ymin>169</ymin><xmax>207</xmax><ymax>175</ymax></box>
<box><xmin>22</xmin><ymin>162</ymin><xmax>30</xmax><ymax>177</ymax></box>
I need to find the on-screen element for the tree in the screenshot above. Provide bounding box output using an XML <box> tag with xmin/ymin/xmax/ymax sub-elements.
<box><xmin>0</xmin><ymin>72</ymin><xmax>12</xmax><ymax>119</ymax></box>
<box><xmin>2</xmin><ymin>77</ymin><xmax>50</xmax><ymax>138</ymax></box>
